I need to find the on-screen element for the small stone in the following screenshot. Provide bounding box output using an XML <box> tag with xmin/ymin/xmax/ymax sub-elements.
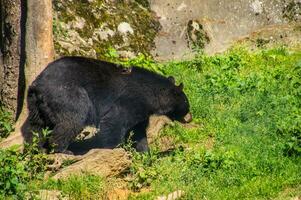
<box><xmin>118</xmin><ymin>50</ymin><xmax>136</xmax><ymax>59</ymax></box>
<box><xmin>117</xmin><ymin>22</ymin><xmax>134</xmax><ymax>35</ymax></box>
<box><xmin>251</xmin><ymin>0</ymin><xmax>263</xmax><ymax>15</ymax></box>
<box><xmin>93</xmin><ymin>27</ymin><xmax>115</xmax><ymax>41</ymax></box>
<box><xmin>177</xmin><ymin>2</ymin><xmax>187</xmax><ymax>11</ymax></box>
<box><xmin>76</xmin><ymin>126</ymin><xmax>99</xmax><ymax>140</ymax></box>
<box><xmin>71</xmin><ymin>16</ymin><xmax>86</xmax><ymax>30</ymax></box>
<box><xmin>191</xmin><ymin>21</ymin><xmax>200</xmax><ymax>31</ymax></box>
<box><xmin>156</xmin><ymin>190</ymin><xmax>185</xmax><ymax>200</ymax></box>
<box><xmin>38</xmin><ymin>190</ymin><xmax>67</xmax><ymax>200</ymax></box>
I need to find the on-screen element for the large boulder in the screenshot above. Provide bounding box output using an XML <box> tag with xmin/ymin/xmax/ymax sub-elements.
<box><xmin>51</xmin><ymin>148</ymin><xmax>131</xmax><ymax>180</ymax></box>
<box><xmin>147</xmin><ymin>115</ymin><xmax>172</xmax><ymax>144</ymax></box>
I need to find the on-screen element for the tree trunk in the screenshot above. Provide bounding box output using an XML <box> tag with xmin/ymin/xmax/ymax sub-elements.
<box><xmin>0</xmin><ymin>0</ymin><xmax>54</xmax><ymax>149</ymax></box>
<box><xmin>0</xmin><ymin>0</ymin><xmax>21</xmax><ymax>117</ymax></box>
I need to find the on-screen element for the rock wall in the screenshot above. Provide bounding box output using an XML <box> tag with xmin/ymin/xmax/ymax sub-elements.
<box><xmin>53</xmin><ymin>0</ymin><xmax>160</xmax><ymax>60</ymax></box>
<box><xmin>150</xmin><ymin>0</ymin><xmax>301</xmax><ymax>60</ymax></box>
<box><xmin>53</xmin><ymin>0</ymin><xmax>301</xmax><ymax>61</ymax></box>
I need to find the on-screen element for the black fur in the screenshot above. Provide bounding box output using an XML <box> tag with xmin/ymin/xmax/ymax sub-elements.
<box><xmin>25</xmin><ymin>56</ymin><xmax>190</xmax><ymax>152</ymax></box>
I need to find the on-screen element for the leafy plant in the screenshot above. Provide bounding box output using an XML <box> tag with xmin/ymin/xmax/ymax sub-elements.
<box><xmin>128</xmin><ymin>151</ymin><xmax>160</xmax><ymax>191</ymax></box>
<box><xmin>0</xmin><ymin>129</ymin><xmax>49</xmax><ymax>198</ymax></box>
<box><xmin>0</xmin><ymin>106</ymin><xmax>13</xmax><ymax>138</ymax></box>
<box><xmin>122</xmin><ymin>53</ymin><xmax>164</xmax><ymax>74</ymax></box>
<box><xmin>104</xmin><ymin>46</ymin><xmax>119</xmax><ymax>61</ymax></box>
<box><xmin>43</xmin><ymin>173</ymin><xmax>105</xmax><ymax>200</ymax></box>
<box><xmin>103</xmin><ymin>47</ymin><xmax>164</xmax><ymax>74</ymax></box>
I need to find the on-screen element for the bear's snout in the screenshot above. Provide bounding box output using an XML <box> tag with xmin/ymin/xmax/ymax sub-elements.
<box><xmin>182</xmin><ymin>112</ymin><xmax>192</xmax><ymax>123</ymax></box>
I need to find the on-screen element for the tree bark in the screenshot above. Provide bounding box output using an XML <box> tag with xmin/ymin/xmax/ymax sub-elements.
<box><xmin>0</xmin><ymin>0</ymin><xmax>54</xmax><ymax>149</ymax></box>
<box><xmin>0</xmin><ymin>0</ymin><xmax>21</xmax><ymax>117</ymax></box>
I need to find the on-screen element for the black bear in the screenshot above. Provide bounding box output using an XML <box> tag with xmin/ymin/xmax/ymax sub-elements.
<box><xmin>25</xmin><ymin>56</ymin><xmax>192</xmax><ymax>153</ymax></box>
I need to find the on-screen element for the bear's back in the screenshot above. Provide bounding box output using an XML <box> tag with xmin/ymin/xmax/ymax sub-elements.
<box><xmin>34</xmin><ymin>56</ymin><xmax>122</xmax><ymax>85</ymax></box>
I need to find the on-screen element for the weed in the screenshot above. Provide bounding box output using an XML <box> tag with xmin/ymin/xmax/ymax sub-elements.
<box><xmin>0</xmin><ymin>129</ymin><xmax>49</xmax><ymax>199</ymax></box>
<box><xmin>0</xmin><ymin>106</ymin><xmax>13</xmax><ymax>138</ymax></box>
<box><xmin>104</xmin><ymin>47</ymin><xmax>164</xmax><ymax>74</ymax></box>
<box><xmin>128</xmin><ymin>151</ymin><xmax>159</xmax><ymax>191</ymax></box>
<box><xmin>43</xmin><ymin>173</ymin><xmax>105</xmax><ymax>200</ymax></box>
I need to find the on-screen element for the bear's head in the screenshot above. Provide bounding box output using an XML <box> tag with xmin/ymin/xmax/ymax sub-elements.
<box><xmin>159</xmin><ymin>76</ymin><xmax>192</xmax><ymax>123</ymax></box>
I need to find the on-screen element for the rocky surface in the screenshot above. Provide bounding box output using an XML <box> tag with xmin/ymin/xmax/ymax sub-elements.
<box><xmin>156</xmin><ymin>190</ymin><xmax>185</xmax><ymax>200</ymax></box>
<box><xmin>235</xmin><ymin>24</ymin><xmax>301</xmax><ymax>49</ymax></box>
<box><xmin>150</xmin><ymin>0</ymin><xmax>301</xmax><ymax>60</ymax></box>
<box><xmin>147</xmin><ymin>115</ymin><xmax>172</xmax><ymax>144</ymax></box>
<box><xmin>42</xmin><ymin>115</ymin><xmax>172</xmax><ymax>181</ymax></box>
<box><xmin>37</xmin><ymin>190</ymin><xmax>67</xmax><ymax>200</ymax></box>
<box><xmin>52</xmin><ymin>0</ymin><xmax>301</xmax><ymax>61</ymax></box>
<box><xmin>0</xmin><ymin>131</ymin><xmax>24</xmax><ymax>150</ymax></box>
<box><xmin>51</xmin><ymin>148</ymin><xmax>131</xmax><ymax>180</ymax></box>
<box><xmin>53</xmin><ymin>0</ymin><xmax>160</xmax><ymax>60</ymax></box>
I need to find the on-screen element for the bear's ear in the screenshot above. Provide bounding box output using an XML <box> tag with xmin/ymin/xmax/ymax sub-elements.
<box><xmin>168</xmin><ymin>76</ymin><xmax>175</xmax><ymax>84</ymax></box>
<box><xmin>178</xmin><ymin>83</ymin><xmax>184</xmax><ymax>90</ymax></box>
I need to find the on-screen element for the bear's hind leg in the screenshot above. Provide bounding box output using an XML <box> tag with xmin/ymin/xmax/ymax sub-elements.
<box><xmin>43</xmin><ymin>86</ymin><xmax>92</xmax><ymax>153</ymax></box>
<box><xmin>48</xmin><ymin>121</ymin><xmax>85</xmax><ymax>153</ymax></box>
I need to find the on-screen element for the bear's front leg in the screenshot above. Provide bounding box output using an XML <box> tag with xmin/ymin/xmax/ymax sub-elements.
<box><xmin>99</xmin><ymin>100</ymin><xmax>149</xmax><ymax>151</ymax></box>
<box><xmin>130</xmin><ymin>120</ymin><xmax>149</xmax><ymax>152</ymax></box>
<box><xmin>99</xmin><ymin>121</ymin><xmax>128</xmax><ymax>149</ymax></box>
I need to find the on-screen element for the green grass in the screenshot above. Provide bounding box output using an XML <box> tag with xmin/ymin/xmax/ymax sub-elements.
<box><xmin>128</xmin><ymin>46</ymin><xmax>301</xmax><ymax>199</ymax></box>
<box><xmin>0</xmin><ymin>46</ymin><xmax>301</xmax><ymax>199</ymax></box>
<box><xmin>0</xmin><ymin>106</ymin><xmax>13</xmax><ymax>139</ymax></box>
<box><xmin>0</xmin><ymin>145</ymin><xmax>48</xmax><ymax>199</ymax></box>
<box><xmin>42</xmin><ymin>174</ymin><xmax>106</xmax><ymax>199</ymax></box>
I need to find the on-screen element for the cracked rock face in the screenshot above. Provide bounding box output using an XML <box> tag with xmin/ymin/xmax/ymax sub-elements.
<box><xmin>52</xmin><ymin>0</ymin><xmax>300</xmax><ymax>62</ymax></box>
<box><xmin>150</xmin><ymin>0</ymin><xmax>301</xmax><ymax>61</ymax></box>
<box><xmin>52</xmin><ymin>148</ymin><xmax>131</xmax><ymax>180</ymax></box>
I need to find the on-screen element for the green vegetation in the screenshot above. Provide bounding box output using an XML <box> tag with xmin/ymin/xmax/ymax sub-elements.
<box><xmin>0</xmin><ymin>142</ymin><xmax>48</xmax><ymax>199</ymax></box>
<box><xmin>0</xmin><ymin>106</ymin><xmax>13</xmax><ymax>139</ymax></box>
<box><xmin>283</xmin><ymin>0</ymin><xmax>301</xmax><ymax>22</ymax></box>
<box><xmin>187</xmin><ymin>20</ymin><xmax>210</xmax><ymax>51</ymax></box>
<box><xmin>127</xmin><ymin>46</ymin><xmax>301</xmax><ymax>199</ymax></box>
<box><xmin>0</xmin><ymin>46</ymin><xmax>301</xmax><ymax>199</ymax></box>
<box><xmin>43</xmin><ymin>174</ymin><xmax>106</xmax><ymax>199</ymax></box>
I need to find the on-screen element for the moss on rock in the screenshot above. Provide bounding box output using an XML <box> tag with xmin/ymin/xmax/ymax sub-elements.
<box><xmin>283</xmin><ymin>0</ymin><xmax>301</xmax><ymax>22</ymax></box>
<box><xmin>186</xmin><ymin>20</ymin><xmax>210</xmax><ymax>51</ymax></box>
<box><xmin>53</xmin><ymin>0</ymin><xmax>161</xmax><ymax>60</ymax></box>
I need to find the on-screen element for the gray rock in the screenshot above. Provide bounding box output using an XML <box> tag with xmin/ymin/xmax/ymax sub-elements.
<box><xmin>37</xmin><ymin>190</ymin><xmax>67</xmax><ymax>200</ymax></box>
<box><xmin>93</xmin><ymin>27</ymin><xmax>115</xmax><ymax>41</ymax></box>
<box><xmin>150</xmin><ymin>0</ymin><xmax>299</xmax><ymax>61</ymax></box>
<box><xmin>52</xmin><ymin>148</ymin><xmax>131</xmax><ymax>180</ymax></box>
<box><xmin>117</xmin><ymin>22</ymin><xmax>134</xmax><ymax>35</ymax></box>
